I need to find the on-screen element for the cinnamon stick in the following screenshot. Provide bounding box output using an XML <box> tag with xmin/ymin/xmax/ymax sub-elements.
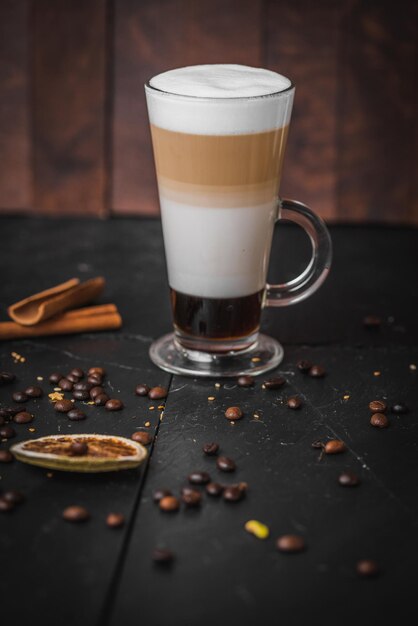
<box><xmin>0</xmin><ymin>304</ymin><xmax>122</xmax><ymax>340</ymax></box>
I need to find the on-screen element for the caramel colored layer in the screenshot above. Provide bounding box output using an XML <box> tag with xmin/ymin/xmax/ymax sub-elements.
<box><xmin>24</xmin><ymin>436</ymin><xmax>136</xmax><ymax>458</ymax></box>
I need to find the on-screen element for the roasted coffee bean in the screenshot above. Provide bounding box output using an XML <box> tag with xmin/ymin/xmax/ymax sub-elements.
<box><xmin>152</xmin><ymin>548</ymin><xmax>174</xmax><ymax>564</ymax></box>
<box><xmin>363</xmin><ymin>315</ymin><xmax>382</xmax><ymax>329</ymax></box>
<box><xmin>54</xmin><ymin>399</ymin><xmax>74</xmax><ymax>413</ymax></box>
<box><xmin>131</xmin><ymin>431</ymin><xmax>152</xmax><ymax>445</ymax></box>
<box><xmin>49</xmin><ymin>372</ymin><xmax>64</xmax><ymax>384</ymax></box>
<box><xmin>370</xmin><ymin>413</ymin><xmax>389</xmax><ymax>428</ymax></box>
<box><xmin>217</xmin><ymin>456</ymin><xmax>236</xmax><ymax>472</ymax></box>
<box><xmin>88</xmin><ymin>367</ymin><xmax>105</xmax><ymax>377</ymax></box>
<box><xmin>0</xmin><ymin>498</ymin><xmax>14</xmax><ymax>512</ymax></box>
<box><xmin>0</xmin><ymin>425</ymin><xmax>16</xmax><ymax>439</ymax></box>
<box><xmin>87</xmin><ymin>374</ymin><xmax>103</xmax><ymax>385</ymax></box>
<box><xmin>58</xmin><ymin>378</ymin><xmax>73</xmax><ymax>391</ymax></box>
<box><xmin>202</xmin><ymin>442</ymin><xmax>219</xmax><ymax>456</ymax></box>
<box><xmin>324</xmin><ymin>439</ymin><xmax>346</xmax><ymax>454</ymax></box>
<box><xmin>181</xmin><ymin>488</ymin><xmax>202</xmax><ymax>507</ymax></box>
<box><xmin>391</xmin><ymin>403</ymin><xmax>409</xmax><ymax>415</ymax></box>
<box><xmin>224</xmin><ymin>406</ymin><xmax>243</xmax><ymax>420</ymax></box>
<box><xmin>12</xmin><ymin>391</ymin><xmax>28</xmax><ymax>403</ymax></box>
<box><xmin>223</xmin><ymin>485</ymin><xmax>245</xmax><ymax>502</ymax></box>
<box><xmin>276</xmin><ymin>534</ymin><xmax>305</xmax><ymax>553</ymax></box>
<box><xmin>74</xmin><ymin>381</ymin><xmax>93</xmax><ymax>392</ymax></box>
<box><xmin>237</xmin><ymin>375</ymin><xmax>255</xmax><ymax>387</ymax></box>
<box><xmin>106</xmin><ymin>512</ymin><xmax>125</xmax><ymax>528</ymax></box>
<box><xmin>356</xmin><ymin>559</ymin><xmax>380</xmax><ymax>577</ymax></box>
<box><xmin>105</xmin><ymin>399</ymin><xmax>124</xmax><ymax>411</ymax></box>
<box><xmin>188</xmin><ymin>471</ymin><xmax>210</xmax><ymax>485</ymax></box>
<box><xmin>159</xmin><ymin>496</ymin><xmax>180</xmax><ymax>512</ymax></box>
<box><xmin>308</xmin><ymin>365</ymin><xmax>326</xmax><ymax>378</ymax></box>
<box><xmin>287</xmin><ymin>396</ymin><xmax>302</xmax><ymax>409</ymax></box>
<box><xmin>66</xmin><ymin>373</ymin><xmax>81</xmax><ymax>384</ymax></box>
<box><xmin>25</xmin><ymin>385</ymin><xmax>43</xmax><ymax>398</ymax></box>
<box><xmin>148</xmin><ymin>386</ymin><xmax>168</xmax><ymax>400</ymax></box>
<box><xmin>297</xmin><ymin>360</ymin><xmax>313</xmax><ymax>373</ymax></box>
<box><xmin>135</xmin><ymin>384</ymin><xmax>150</xmax><ymax>397</ymax></box>
<box><xmin>70</xmin><ymin>368</ymin><xmax>84</xmax><ymax>379</ymax></box>
<box><xmin>89</xmin><ymin>386</ymin><xmax>105</xmax><ymax>399</ymax></box>
<box><xmin>0</xmin><ymin>450</ymin><xmax>14</xmax><ymax>463</ymax></box>
<box><xmin>0</xmin><ymin>371</ymin><xmax>16</xmax><ymax>384</ymax></box>
<box><xmin>368</xmin><ymin>400</ymin><xmax>387</xmax><ymax>413</ymax></box>
<box><xmin>72</xmin><ymin>389</ymin><xmax>90</xmax><ymax>401</ymax></box>
<box><xmin>338</xmin><ymin>471</ymin><xmax>361</xmax><ymax>487</ymax></box>
<box><xmin>206</xmin><ymin>482</ymin><xmax>224</xmax><ymax>497</ymax></box>
<box><xmin>153</xmin><ymin>489</ymin><xmax>172</xmax><ymax>503</ymax></box>
<box><xmin>62</xmin><ymin>505</ymin><xmax>90</xmax><ymax>522</ymax></box>
<box><xmin>0</xmin><ymin>406</ymin><xmax>21</xmax><ymax>419</ymax></box>
<box><xmin>94</xmin><ymin>393</ymin><xmax>109</xmax><ymax>406</ymax></box>
<box><xmin>263</xmin><ymin>376</ymin><xmax>286</xmax><ymax>389</ymax></box>
<box><xmin>67</xmin><ymin>408</ymin><xmax>86</xmax><ymax>421</ymax></box>
<box><xmin>2</xmin><ymin>490</ymin><xmax>24</xmax><ymax>505</ymax></box>
<box><xmin>69</xmin><ymin>441</ymin><xmax>88</xmax><ymax>456</ymax></box>
<box><xmin>13</xmin><ymin>411</ymin><xmax>33</xmax><ymax>424</ymax></box>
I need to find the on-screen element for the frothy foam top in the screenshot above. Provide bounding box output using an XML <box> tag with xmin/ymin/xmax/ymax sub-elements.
<box><xmin>149</xmin><ymin>64</ymin><xmax>291</xmax><ymax>98</ymax></box>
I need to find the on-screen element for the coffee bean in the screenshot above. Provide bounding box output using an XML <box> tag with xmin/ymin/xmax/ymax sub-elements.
<box><xmin>370</xmin><ymin>413</ymin><xmax>389</xmax><ymax>428</ymax></box>
<box><xmin>58</xmin><ymin>378</ymin><xmax>73</xmax><ymax>391</ymax></box>
<box><xmin>297</xmin><ymin>360</ymin><xmax>313</xmax><ymax>373</ymax></box>
<box><xmin>24</xmin><ymin>386</ymin><xmax>43</xmax><ymax>399</ymax></box>
<box><xmin>13</xmin><ymin>411</ymin><xmax>33</xmax><ymax>424</ymax></box>
<box><xmin>338</xmin><ymin>471</ymin><xmax>361</xmax><ymax>487</ymax></box>
<box><xmin>263</xmin><ymin>376</ymin><xmax>286</xmax><ymax>389</ymax></box>
<box><xmin>202</xmin><ymin>442</ymin><xmax>219</xmax><ymax>456</ymax></box>
<box><xmin>217</xmin><ymin>456</ymin><xmax>236</xmax><ymax>472</ymax></box>
<box><xmin>287</xmin><ymin>396</ymin><xmax>302</xmax><ymax>409</ymax></box>
<box><xmin>181</xmin><ymin>487</ymin><xmax>201</xmax><ymax>507</ymax></box>
<box><xmin>49</xmin><ymin>372</ymin><xmax>63</xmax><ymax>384</ymax></box>
<box><xmin>206</xmin><ymin>482</ymin><xmax>224</xmax><ymax>497</ymax></box>
<box><xmin>87</xmin><ymin>375</ymin><xmax>103</xmax><ymax>385</ymax></box>
<box><xmin>94</xmin><ymin>393</ymin><xmax>109</xmax><ymax>406</ymax></box>
<box><xmin>66</xmin><ymin>373</ymin><xmax>80</xmax><ymax>384</ymax></box>
<box><xmin>152</xmin><ymin>548</ymin><xmax>174</xmax><ymax>564</ymax></box>
<box><xmin>106</xmin><ymin>512</ymin><xmax>125</xmax><ymax>528</ymax></box>
<box><xmin>188</xmin><ymin>471</ymin><xmax>210</xmax><ymax>485</ymax></box>
<box><xmin>308</xmin><ymin>365</ymin><xmax>326</xmax><ymax>378</ymax></box>
<box><xmin>0</xmin><ymin>406</ymin><xmax>21</xmax><ymax>418</ymax></box>
<box><xmin>363</xmin><ymin>315</ymin><xmax>382</xmax><ymax>329</ymax></box>
<box><xmin>135</xmin><ymin>384</ymin><xmax>150</xmax><ymax>397</ymax></box>
<box><xmin>62</xmin><ymin>505</ymin><xmax>90</xmax><ymax>522</ymax></box>
<box><xmin>131</xmin><ymin>431</ymin><xmax>152</xmax><ymax>445</ymax></box>
<box><xmin>324</xmin><ymin>440</ymin><xmax>346</xmax><ymax>454</ymax></box>
<box><xmin>0</xmin><ymin>498</ymin><xmax>14</xmax><ymax>512</ymax></box>
<box><xmin>89</xmin><ymin>386</ymin><xmax>105</xmax><ymax>399</ymax></box>
<box><xmin>368</xmin><ymin>400</ymin><xmax>387</xmax><ymax>413</ymax></box>
<box><xmin>88</xmin><ymin>367</ymin><xmax>105</xmax><ymax>377</ymax></box>
<box><xmin>391</xmin><ymin>403</ymin><xmax>409</xmax><ymax>415</ymax></box>
<box><xmin>0</xmin><ymin>450</ymin><xmax>14</xmax><ymax>463</ymax></box>
<box><xmin>356</xmin><ymin>559</ymin><xmax>380</xmax><ymax>577</ymax></box>
<box><xmin>223</xmin><ymin>485</ymin><xmax>245</xmax><ymax>502</ymax></box>
<box><xmin>67</xmin><ymin>408</ymin><xmax>86</xmax><ymax>421</ymax></box>
<box><xmin>148</xmin><ymin>386</ymin><xmax>168</xmax><ymax>400</ymax></box>
<box><xmin>54</xmin><ymin>399</ymin><xmax>74</xmax><ymax>413</ymax></box>
<box><xmin>70</xmin><ymin>368</ymin><xmax>84</xmax><ymax>379</ymax></box>
<box><xmin>2</xmin><ymin>490</ymin><xmax>24</xmax><ymax>505</ymax></box>
<box><xmin>0</xmin><ymin>371</ymin><xmax>16</xmax><ymax>384</ymax></box>
<box><xmin>69</xmin><ymin>441</ymin><xmax>88</xmax><ymax>456</ymax></box>
<box><xmin>0</xmin><ymin>425</ymin><xmax>16</xmax><ymax>439</ymax></box>
<box><xmin>74</xmin><ymin>381</ymin><xmax>93</xmax><ymax>392</ymax></box>
<box><xmin>105</xmin><ymin>399</ymin><xmax>124</xmax><ymax>411</ymax></box>
<box><xmin>224</xmin><ymin>406</ymin><xmax>243</xmax><ymax>420</ymax></box>
<box><xmin>237</xmin><ymin>375</ymin><xmax>255</xmax><ymax>387</ymax></box>
<box><xmin>159</xmin><ymin>496</ymin><xmax>180</xmax><ymax>512</ymax></box>
<box><xmin>153</xmin><ymin>489</ymin><xmax>172</xmax><ymax>503</ymax></box>
<box><xmin>72</xmin><ymin>389</ymin><xmax>90</xmax><ymax>401</ymax></box>
<box><xmin>276</xmin><ymin>534</ymin><xmax>305</xmax><ymax>553</ymax></box>
<box><xmin>311</xmin><ymin>440</ymin><xmax>324</xmax><ymax>449</ymax></box>
<box><xmin>12</xmin><ymin>391</ymin><xmax>28</xmax><ymax>403</ymax></box>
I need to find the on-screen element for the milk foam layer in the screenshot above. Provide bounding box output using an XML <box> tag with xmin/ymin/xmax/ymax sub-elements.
<box><xmin>146</xmin><ymin>64</ymin><xmax>294</xmax><ymax>135</ymax></box>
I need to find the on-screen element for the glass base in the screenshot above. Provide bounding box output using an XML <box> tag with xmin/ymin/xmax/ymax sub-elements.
<box><xmin>149</xmin><ymin>332</ymin><xmax>284</xmax><ymax>378</ymax></box>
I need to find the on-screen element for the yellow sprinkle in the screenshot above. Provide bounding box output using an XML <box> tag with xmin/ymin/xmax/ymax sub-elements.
<box><xmin>29</xmin><ymin>427</ymin><xmax>35</xmax><ymax>432</ymax></box>
<box><xmin>149</xmin><ymin>406</ymin><xmax>155</xmax><ymax>410</ymax></box>
<box><xmin>373</xmin><ymin>371</ymin><xmax>381</xmax><ymax>377</ymax></box>
<box><xmin>144</xmin><ymin>421</ymin><xmax>151</xmax><ymax>427</ymax></box>
<box><xmin>251</xmin><ymin>357</ymin><xmax>261</xmax><ymax>363</ymax></box>
<box><xmin>54</xmin><ymin>387</ymin><xmax>61</xmax><ymax>392</ymax></box>
<box><xmin>48</xmin><ymin>392</ymin><xmax>64</xmax><ymax>402</ymax></box>
<box><xmin>36</xmin><ymin>376</ymin><xmax>43</xmax><ymax>381</ymax></box>
<box><xmin>214</xmin><ymin>383</ymin><xmax>222</xmax><ymax>388</ymax></box>
<box><xmin>410</xmin><ymin>364</ymin><xmax>417</xmax><ymax>371</ymax></box>
<box><xmin>261</xmin><ymin>384</ymin><xmax>266</xmax><ymax>390</ymax></box>
<box><xmin>230</xmin><ymin>421</ymin><xmax>235</xmax><ymax>425</ymax></box>
<box><xmin>158</xmin><ymin>405</ymin><xmax>165</xmax><ymax>410</ymax></box>
<box><xmin>343</xmin><ymin>395</ymin><xmax>350</xmax><ymax>401</ymax></box>
<box><xmin>208</xmin><ymin>396</ymin><xmax>215</xmax><ymax>401</ymax></box>
<box><xmin>253</xmin><ymin>413</ymin><xmax>260</xmax><ymax>419</ymax></box>
<box><xmin>160</xmin><ymin>414</ymin><xmax>164</xmax><ymax>421</ymax></box>
<box><xmin>245</xmin><ymin>520</ymin><xmax>270</xmax><ymax>540</ymax></box>
<box><xmin>86</xmin><ymin>401</ymin><xmax>95</xmax><ymax>405</ymax></box>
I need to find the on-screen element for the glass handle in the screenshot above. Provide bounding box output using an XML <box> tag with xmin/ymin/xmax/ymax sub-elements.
<box><xmin>265</xmin><ymin>198</ymin><xmax>332</xmax><ymax>307</ymax></box>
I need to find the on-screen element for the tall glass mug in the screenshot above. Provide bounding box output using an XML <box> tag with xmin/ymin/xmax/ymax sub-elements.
<box><xmin>145</xmin><ymin>65</ymin><xmax>332</xmax><ymax>377</ymax></box>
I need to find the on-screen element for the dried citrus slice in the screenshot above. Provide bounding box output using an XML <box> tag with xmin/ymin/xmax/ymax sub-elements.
<box><xmin>11</xmin><ymin>434</ymin><xmax>147</xmax><ymax>473</ymax></box>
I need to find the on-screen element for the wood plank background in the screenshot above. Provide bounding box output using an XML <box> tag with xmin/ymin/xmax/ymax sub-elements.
<box><xmin>0</xmin><ymin>0</ymin><xmax>416</xmax><ymax>223</ymax></box>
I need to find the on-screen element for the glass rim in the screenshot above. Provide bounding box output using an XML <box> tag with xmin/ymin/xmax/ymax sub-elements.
<box><xmin>144</xmin><ymin>79</ymin><xmax>295</xmax><ymax>101</ymax></box>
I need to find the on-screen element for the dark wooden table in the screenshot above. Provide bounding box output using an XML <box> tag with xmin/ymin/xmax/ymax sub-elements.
<box><xmin>1</xmin><ymin>217</ymin><xmax>417</xmax><ymax>626</ymax></box>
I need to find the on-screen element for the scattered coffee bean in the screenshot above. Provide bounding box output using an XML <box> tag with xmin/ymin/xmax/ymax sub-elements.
<box><xmin>62</xmin><ymin>505</ymin><xmax>90</xmax><ymax>522</ymax></box>
<box><xmin>49</xmin><ymin>372</ymin><xmax>63</xmax><ymax>384</ymax></box>
<box><xmin>311</xmin><ymin>440</ymin><xmax>324</xmax><ymax>449</ymax></box>
<box><xmin>237</xmin><ymin>375</ymin><xmax>255</xmax><ymax>387</ymax></box>
<box><xmin>135</xmin><ymin>384</ymin><xmax>150</xmax><ymax>396</ymax></box>
<box><xmin>88</xmin><ymin>367</ymin><xmax>105</xmax><ymax>377</ymax></box>
<box><xmin>0</xmin><ymin>406</ymin><xmax>21</xmax><ymax>418</ymax></box>
<box><xmin>69</xmin><ymin>441</ymin><xmax>88</xmax><ymax>456</ymax></box>
<box><xmin>105</xmin><ymin>399</ymin><xmax>124</xmax><ymax>411</ymax></box>
<box><xmin>87</xmin><ymin>375</ymin><xmax>103</xmax><ymax>385</ymax></box>
<box><xmin>67</xmin><ymin>408</ymin><xmax>86</xmax><ymax>421</ymax></box>
<box><xmin>203</xmin><ymin>442</ymin><xmax>219</xmax><ymax>456</ymax></box>
<box><xmin>287</xmin><ymin>396</ymin><xmax>302</xmax><ymax>409</ymax></box>
<box><xmin>338</xmin><ymin>471</ymin><xmax>361</xmax><ymax>487</ymax></box>
<box><xmin>0</xmin><ymin>498</ymin><xmax>14</xmax><ymax>512</ymax></box>
<box><xmin>188</xmin><ymin>471</ymin><xmax>210</xmax><ymax>485</ymax></box>
<box><xmin>0</xmin><ymin>371</ymin><xmax>16</xmax><ymax>384</ymax></box>
<box><xmin>370</xmin><ymin>413</ymin><xmax>389</xmax><ymax>428</ymax></box>
<box><xmin>391</xmin><ymin>403</ymin><xmax>409</xmax><ymax>415</ymax></box>
<box><xmin>308</xmin><ymin>365</ymin><xmax>326</xmax><ymax>378</ymax></box>
<box><xmin>2</xmin><ymin>490</ymin><xmax>24</xmax><ymax>505</ymax></box>
<box><xmin>324</xmin><ymin>439</ymin><xmax>346</xmax><ymax>454</ymax></box>
<box><xmin>24</xmin><ymin>385</ymin><xmax>43</xmax><ymax>399</ymax></box>
<box><xmin>70</xmin><ymin>368</ymin><xmax>84</xmax><ymax>379</ymax></box>
<box><xmin>89</xmin><ymin>386</ymin><xmax>105</xmax><ymax>399</ymax></box>
<box><xmin>106</xmin><ymin>512</ymin><xmax>125</xmax><ymax>528</ymax></box>
<box><xmin>152</xmin><ymin>548</ymin><xmax>174</xmax><ymax>564</ymax></box>
<box><xmin>181</xmin><ymin>487</ymin><xmax>202</xmax><ymax>507</ymax></box>
<box><xmin>74</xmin><ymin>381</ymin><xmax>93</xmax><ymax>392</ymax></box>
<box><xmin>13</xmin><ymin>411</ymin><xmax>33</xmax><ymax>424</ymax></box>
<box><xmin>223</xmin><ymin>485</ymin><xmax>245</xmax><ymax>502</ymax></box>
<box><xmin>94</xmin><ymin>393</ymin><xmax>109</xmax><ymax>406</ymax></box>
<box><xmin>206</xmin><ymin>482</ymin><xmax>224</xmax><ymax>497</ymax></box>
<box><xmin>131</xmin><ymin>431</ymin><xmax>152</xmax><ymax>445</ymax></box>
<box><xmin>12</xmin><ymin>391</ymin><xmax>28</xmax><ymax>403</ymax></box>
<box><xmin>217</xmin><ymin>456</ymin><xmax>236</xmax><ymax>472</ymax></box>
<box><xmin>72</xmin><ymin>389</ymin><xmax>90</xmax><ymax>401</ymax></box>
<box><xmin>368</xmin><ymin>400</ymin><xmax>387</xmax><ymax>413</ymax></box>
<box><xmin>54</xmin><ymin>399</ymin><xmax>74</xmax><ymax>413</ymax></box>
<box><xmin>0</xmin><ymin>425</ymin><xmax>16</xmax><ymax>439</ymax></box>
<box><xmin>0</xmin><ymin>450</ymin><xmax>14</xmax><ymax>463</ymax></box>
<box><xmin>297</xmin><ymin>360</ymin><xmax>313</xmax><ymax>373</ymax></box>
<box><xmin>148</xmin><ymin>386</ymin><xmax>168</xmax><ymax>400</ymax></box>
<box><xmin>276</xmin><ymin>534</ymin><xmax>305</xmax><ymax>553</ymax></box>
<box><xmin>159</xmin><ymin>496</ymin><xmax>180</xmax><ymax>512</ymax></box>
<box><xmin>225</xmin><ymin>406</ymin><xmax>243</xmax><ymax>420</ymax></box>
<box><xmin>356</xmin><ymin>559</ymin><xmax>380</xmax><ymax>577</ymax></box>
<box><xmin>263</xmin><ymin>376</ymin><xmax>286</xmax><ymax>389</ymax></box>
<box><xmin>153</xmin><ymin>488</ymin><xmax>172</xmax><ymax>503</ymax></box>
<box><xmin>58</xmin><ymin>378</ymin><xmax>73</xmax><ymax>391</ymax></box>
<box><xmin>66</xmin><ymin>373</ymin><xmax>80</xmax><ymax>384</ymax></box>
<box><xmin>363</xmin><ymin>315</ymin><xmax>381</xmax><ymax>329</ymax></box>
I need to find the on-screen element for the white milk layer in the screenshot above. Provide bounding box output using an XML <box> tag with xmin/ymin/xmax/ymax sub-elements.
<box><xmin>146</xmin><ymin>64</ymin><xmax>294</xmax><ymax>134</ymax></box>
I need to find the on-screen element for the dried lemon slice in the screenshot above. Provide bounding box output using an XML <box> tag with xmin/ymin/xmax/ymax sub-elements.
<box><xmin>11</xmin><ymin>434</ymin><xmax>147</xmax><ymax>473</ymax></box>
